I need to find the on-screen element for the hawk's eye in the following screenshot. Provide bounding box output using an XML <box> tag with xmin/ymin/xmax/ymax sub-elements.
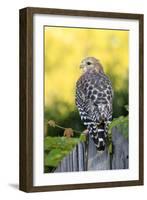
<box><xmin>87</xmin><ymin>61</ymin><xmax>91</xmax><ymax>65</ymax></box>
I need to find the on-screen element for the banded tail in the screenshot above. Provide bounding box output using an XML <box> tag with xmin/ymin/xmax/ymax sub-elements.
<box><xmin>88</xmin><ymin>123</ymin><xmax>106</xmax><ymax>151</ymax></box>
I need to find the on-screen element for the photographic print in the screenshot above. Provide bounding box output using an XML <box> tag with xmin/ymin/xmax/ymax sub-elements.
<box><xmin>19</xmin><ymin>7</ymin><xmax>143</xmax><ymax>192</ymax></box>
<box><xmin>44</xmin><ymin>27</ymin><xmax>129</xmax><ymax>173</ymax></box>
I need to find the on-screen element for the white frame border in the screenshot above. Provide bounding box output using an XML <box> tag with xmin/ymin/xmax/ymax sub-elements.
<box><xmin>33</xmin><ymin>14</ymin><xmax>139</xmax><ymax>186</ymax></box>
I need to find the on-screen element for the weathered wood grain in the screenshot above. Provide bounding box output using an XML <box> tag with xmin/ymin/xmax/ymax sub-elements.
<box><xmin>111</xmin><ymin>127</ymin><xmax>129</xmax><ymax>169</ymax></box>
<box><xmin>55</xmin><ymin>128</ymin><xmax>128</xmax><ymax>172</ymax></box>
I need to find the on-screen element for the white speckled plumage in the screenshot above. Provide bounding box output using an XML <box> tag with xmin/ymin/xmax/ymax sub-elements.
<box><xmin>76</xmin><ymin>57</ymin><xmax>113</xmax><ymax>151</ymax></box>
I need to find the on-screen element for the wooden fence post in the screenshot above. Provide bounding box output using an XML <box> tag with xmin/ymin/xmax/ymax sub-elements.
<box><xmin>55</xmin><ymin>127</ymin><xmax>128</xmax><ymax>172</ymax></box>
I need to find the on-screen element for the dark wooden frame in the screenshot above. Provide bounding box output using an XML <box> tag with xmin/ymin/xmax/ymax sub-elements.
<box><xmin>19</xmin><ymin>7</ymin><xmax>144</xmax><ymax>192</ymax></box>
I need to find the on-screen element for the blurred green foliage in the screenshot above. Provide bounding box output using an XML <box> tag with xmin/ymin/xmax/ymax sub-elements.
<box><xmin>108</xmin><ymin>115</ymin><xmax>128</xmax><ymax>139</ymax></box>
<box><xmin>44</xmin><ymin>134</ymin><xmax>86</xmax><ymax>172</ymax></box>
<box><xmin>44</xmin><ymin>137</ymin><xmax>80</xmax><ymax>167</ymax></box>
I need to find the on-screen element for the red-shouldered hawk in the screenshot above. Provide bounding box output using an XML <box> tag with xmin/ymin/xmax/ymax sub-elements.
<box><xmin>76</xmin><ymin>57</ymin><xmax>113</xmax><ymax>151</ymax></box>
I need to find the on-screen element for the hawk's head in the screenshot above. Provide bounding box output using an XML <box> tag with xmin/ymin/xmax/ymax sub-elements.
<box><xmin>80</xmin><ymin>57</ymin><xmax>104</xmax><ymax>73</ymax></box>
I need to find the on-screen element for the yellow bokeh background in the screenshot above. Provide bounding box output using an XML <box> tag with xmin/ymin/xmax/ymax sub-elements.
<box><xmin>44</xmin><ymin>26</ymin><xmax>128</xmax><ymax>125</ymax></box>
